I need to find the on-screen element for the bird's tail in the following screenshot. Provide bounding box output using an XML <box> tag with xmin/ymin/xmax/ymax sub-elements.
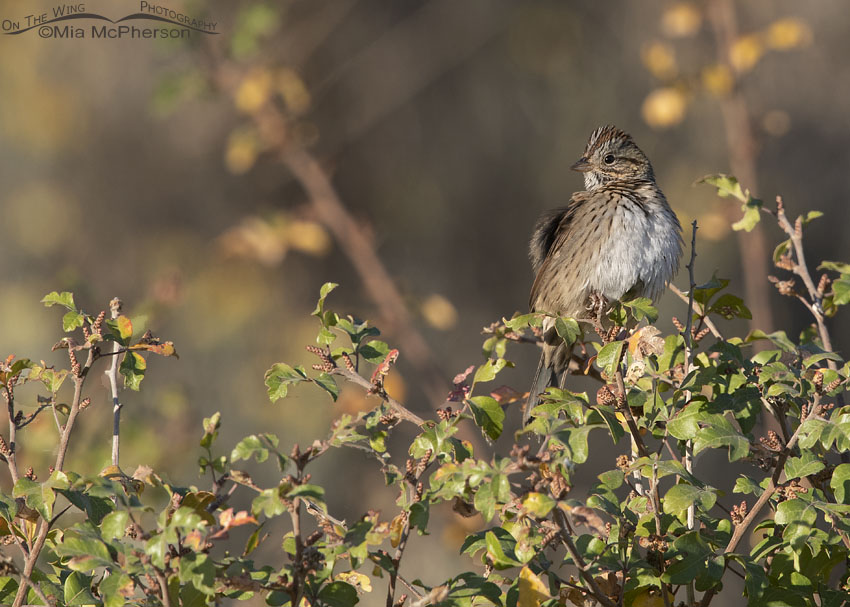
<box><xmin>523</xmin><ymin>352</ymin><xmax>557</xmax><ymax>426</ymax></box>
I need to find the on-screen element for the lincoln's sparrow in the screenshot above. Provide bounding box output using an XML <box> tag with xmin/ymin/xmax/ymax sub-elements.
<box><xmin>524</xmin><ymin>125</ymin><xmax>683</xmax><ymax>423</ymax></box>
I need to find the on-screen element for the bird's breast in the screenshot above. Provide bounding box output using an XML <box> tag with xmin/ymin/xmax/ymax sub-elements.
<box><xmin>587</xmin><ymin>194</ymin><xmax>681</xmax><ymax>302</ymax></box>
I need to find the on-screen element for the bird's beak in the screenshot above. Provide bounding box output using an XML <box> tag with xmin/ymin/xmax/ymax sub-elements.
<box><xmin>570</xmin><ymin>157</ymin><xmax>592</xmax><ymax>172</ymax></box>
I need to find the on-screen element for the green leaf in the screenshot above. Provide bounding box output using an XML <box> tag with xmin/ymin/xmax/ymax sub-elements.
<box><xmin>99</xmin><ymin>572</ymin><xmax>133</xmax><ymax>607</ymax></box>
<box><xmin>64</xmin><ymin>571</ymin><xmax>97</xmax><ymax>605</ymax></box>
<box><xmin>709</xmin><ymin>293</ymin><xmax>752</xmax><ymax>320</ymax></box>
<box><xmin>733</xmin><ymin>475</ymin><xmax>766</xmax><ymax>497</ymax></box>
<box><xmin>554</xmin><ymin>317</ymin><xmax>581</xmax><ymax>344</ymax></box>
<box><xmin>623</xmin><ymin>297</ymin><xmax>659</xmax><ymax>322</ymax></box>
<box><xmin>312</xmin><ymin>282</ymin><xmax>338</xmax><ymax>318</ymax></box>
<box><xmin>485</xmin><ymin>530</ymin><xmax>521</xmax><ymax>569</ymax></box>
<box><xmin>732</xmin><ymin>202</ymin><xmax>762</xmax><ymax>232</ymax></box>
<box><xmin>503</xmin><ymin>313</ymin><xmax>541</xmax><ymax>331</ymax></box>
<box><xmin>522</xmin><ymin>492</ymin><xmax>555</xmax><ymax>518</ymax></box>
<box><xmin>661</xmin><ymin>531</ymin><xmax>712</xmax><ymax>584</ymax></box>
<box><xmin>200</xmin><ymin>411</ymin><xmax>221</xmax><ymax>449</ymax></box>
<box><xmin>410</xmin><ymin>501</ymin><xmax>429</xmax><ymax>533</ymax></box>
<box><xmin>54</xmin><ymin>524</ymin><xmax>113</xmax><ymax>571</ymax></box>
<box><xmin>62</xmin><ymin>310</ymin><xmax>86</xmax><ymax>332</ymax></box>
<box><xmin>663</xmin><ymin>484</ymin><xmax>716</xmax><ymax>516</ymax></box>
<box><xmin>833</xmin><ymin>275</ymin><xmax>850</xmax><ymax>306</ymax></box>
<box><xmin>178</xmin><ymin>552</ymin><xmax>216</xmax><ymax>596</ymax></box>
<box><xmin>42</xmin><ymin>291</ymin><xmax>76</xmax><ymax>310</ymax></box>
<box><xmin>287</xmin><ymin>484</ymin><xmax>325</xmax><ymax>504</ymax></box>
<box><xmin>784</xmin><ymin>453</ymin><xmax>825</xmax><ymax>481</ymax></box>
<box><xmin>358</xmin><ymin>340</ymin><xmax>390</xmax><ymax>363</ymax></box>
<box><xmin>100</xmin><ymin>510</ymin><xmax>129</xmax><ymax>541</ymax></box>
<box><xmin>775</xmin><ymin>498</ymin><xmax>817</xmax><ymax>526</ymax></box>
<box><xmin>667</xmin><ymin>407</ymin><xmax>701</xmax><ymax>441</ymax></box>
<box><xmin>831</xmin><ymin>463</ymin><xmax>850</xmax><ymax>503</ymax></box>
<box><xmin>119</xmin><ymin>351</ymin><xmax>146</xmax><ymax>391</ymax></box>
<box><xmin>692</xmin><ymin>415</ymin><xmax>749</xmax><ymax>461</ymax></box>
<box><xmin>313</xmin><ymin>372</ymin><xmax>340</xmax><ymax>401</ymax></box>
<box><xmin>697</xmin><ymin>174</ymin><xmax>747</xmax><ymax>202</ymax></box>
<box><xmin>819</xmin><ymin>261</ymin><xmax>850</xmax><ymax>274</ymax></box>
<box><xmin>473</xmin><ymin>359</ymin><xmax>507</xmax><ymax>384</ymax></box>
<box><xmin>252</xmin><ymin>487</ymin><xmax>286</xmax><ymax>518</ymax></box>
<box><xmin>800</xmin><ymin>210</ymin><xmax>823</xmax><ymax>225</ymax></box>
<box><xmin>13</xmin><ymin>478</ymin><xmax>54</xmax><ymax>521</ymax></box>
<box><xmin>317</xmin><ymin>581</ymin><xmax>359</xmax><ymax>607</ymax></box>
<box><xmin>467</xmin><ymin>396</ymin><xmax>505</xmax><ymax>441</ymax></box>
<box><xmin>597</xmin><ymin>341</ymin><xmax>625</xmax><ymax>376</ymax></box>
<box><xmin>232</xmin><ymin>434</ymin><xmax>277</xmax><ymax>463</ymax></box>
<box><xmin>264</xmin><ymin>363</ymin><xmax>309</xmax><ymax>402</ymax></box>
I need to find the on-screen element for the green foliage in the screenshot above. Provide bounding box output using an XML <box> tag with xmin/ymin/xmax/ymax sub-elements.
<box><xmin>2</xmin><ymin>191</ymin><xmax>850</xmax><ymax>607</ymax></box>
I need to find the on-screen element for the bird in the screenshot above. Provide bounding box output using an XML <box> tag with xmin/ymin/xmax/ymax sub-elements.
<box><xmin>523</xmin><ymin>125</ymin><xmax>683</xmax><ymax>425</ymax></box>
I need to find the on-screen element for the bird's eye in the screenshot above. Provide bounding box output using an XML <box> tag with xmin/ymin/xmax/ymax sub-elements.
<box><xmin>603</xmin><ymin>154</ymin><xmax>615</xmax><ymax>165</ymax></box>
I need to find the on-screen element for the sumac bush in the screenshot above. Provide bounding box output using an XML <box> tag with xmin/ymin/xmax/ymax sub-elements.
<box><xmin>0</xmin><ymin>178</ymin><xmax>849</xmax><ymax>607</ymax></box>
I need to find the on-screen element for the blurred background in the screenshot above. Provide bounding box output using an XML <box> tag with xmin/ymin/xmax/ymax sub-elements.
<box><xmin>0</xmin><ymin>0</ymin><xmax>847</xmax><ymax>604</ymax></box>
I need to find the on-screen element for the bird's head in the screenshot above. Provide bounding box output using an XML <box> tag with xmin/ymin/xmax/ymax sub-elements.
<box><xmin>571</xmin><ymin>125</ymin><xmax>654</xmax><ymax>190</ymax></box>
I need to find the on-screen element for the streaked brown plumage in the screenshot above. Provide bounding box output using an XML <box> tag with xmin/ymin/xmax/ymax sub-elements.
<box><xmin>524</xmin><ymin>125</ymin><xmax>682</xmax><ymax>423</ymax></box>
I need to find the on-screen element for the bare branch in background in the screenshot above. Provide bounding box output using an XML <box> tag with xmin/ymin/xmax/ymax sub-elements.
<box><xmin>707</xmin><ymin>0</ymin><xmax>774</xmax><ymax>335</ymax></box>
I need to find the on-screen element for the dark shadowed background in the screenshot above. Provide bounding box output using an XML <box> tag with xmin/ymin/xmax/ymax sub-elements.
<box><xmin>0</xmin><ymin>1</ymin><xmax>846</xmax><ymax>604</ymax></box>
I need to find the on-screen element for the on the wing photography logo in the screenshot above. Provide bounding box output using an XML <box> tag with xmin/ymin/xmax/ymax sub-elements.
<box><xmin>1</xmin><ymin>1</ymin><xmax>218</xmax><ymax>40</ymax></box>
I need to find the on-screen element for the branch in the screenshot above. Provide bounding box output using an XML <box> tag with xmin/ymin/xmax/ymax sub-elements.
<box><xmin>13</xmin><ymin>349</ymin><xmax>94</xmax><ymax>607</ymax></box>
<box><xmin>553</xmin><ymin>508</ymin><xmax>618</xmax><ymax>607</ymax></box>
<box><xmin>330</xmin><ymin>367</ymin><xmax>425</xmax><ymax>426</ymax></box>
<box><xmin>707</xmin><ymin>0</ymin><xmax>774</xmax><ymax>335</ymax></box>
<box><xmin>4</xmin><ymin>386</ymin><xmax>19</xmax><ymax>485</ymax></box>
<box><xmin>107</xmin><ymin>298</ymin><xmax>123</xmax><ymax>468</ymax></box>
<box><xmin>668</xmin><ymin>285</ymin><xmax>723</xmax><ymax>340</ymax></box>
<box><xmin>614</xmin><ymin>369</ymin><xmax>649</xmax><ymax>459</ymax></box>
<box><xmin>774</xmin><ymin>196</ymin><xmax>836</xmax><ymax>369</ymax></box>
<box><xmin>698</xmin><ymin>403</ymin><xmax>816</xmax><ymax>607</ymax></box>
<box><xmin>207</xmin><ymin>58</ymin><xmax>449</xmax><ymax>403</ymax></box>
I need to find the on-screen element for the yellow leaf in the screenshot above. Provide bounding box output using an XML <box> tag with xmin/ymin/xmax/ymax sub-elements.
<box><xmin>235</xmin><ymin>69</ymin><xmax>273</xmax><ymax>113</ymax></box>
<box><xmin>518</xmin><ymin>566</ymin><xmax>550</xmax><ymax>607</ymax></box>
<box><xmin>765</xmin><ymin>18</ymin><xmax>812</xmax><ymax>50</ymax></box>
<box><xmin>276</xmin><ymin>67</ymin><xmax>311</xmax><ymax>115</ymax></box>
<box><xmin>389</xmin><ymin>513</ymin><xmax>406</xmax><ymax>548</ymax></box>
<box><xmin>641</xmin><ymin>87</ymin><xmax>687</xmax><ymax>129</ymax></box>
<box><xmin>421</xmin><ymin>294</ymin><xmax>458</xmax><ymax>331</ymax></box>
<box><xmin>99</xmin><ymin>465</ymin><xmax>122</xmax><ymax>479</ymax></box>
<box><xmin>337</xmin><ymin>571</ymin><xmax>372</xmax><ymax>593</ymax></box>
<box><xmin>116</xmin><ymin>315</ymin><xmax>133</xmax><ymax>341</ymax></box>
<box><xmin>729</xmin><ymin>35</ymin><xmax>764</xmax><ymax>73</ymax></box>
<box><xmin>522</xmin><ymin>492</ymin><xmax>555</xmax><ymax>518</ymax></box>
<box><xmin>701</xmin><ymin>64</ymin><xmax>734</xmax><ymax>97</ymax></box>
<box><xmin>641</xmin><ymin>41</ymin><xmax>677</xmax><ymax>80</ymax></box>
<box><xmin>225</xmin><ymin>129</ymin><xmax>260</xmax><ymax>175</ymax></box>
<box><xmin>284</xmin><ymin>220</ymin><xmax>331</xmax><ymax>256</ymax></box>
<box><xmin>661</xmin><ymin>2</ymin><xmax>701</xmax><ymax>38</ymax></box>
<box><xmin>632</xmin><ymin>588</ymin><xmax>666</xmax><ymax>607</ymax></box>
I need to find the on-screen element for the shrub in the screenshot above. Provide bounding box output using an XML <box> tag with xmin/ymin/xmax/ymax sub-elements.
<box><xmin>0</xmin><ymin>177</ymin><xmax>848</xmax><ymax>606</ymax></box>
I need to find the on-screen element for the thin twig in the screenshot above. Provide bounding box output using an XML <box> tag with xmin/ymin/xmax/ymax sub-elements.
<box><xmin>107</xmin><ymin>298</ymin><xmax>123</xmax><ymax>468</ymax></box>
<box><xmin>330</xmin><ymin>367</ymin><xmax>425</xmax><ymax>426</ymax></box>
<box><xmin>681</xmin><ymin>221</ymin><xmax>698</xmax><ymax>607</ymax></box>
<box><xmin>553</xmin><ymin>509</ymin><xmax>618</xmax><ymax>607</ymax></box>
<box><xmin>668</xmin><ymin>285</ymin><xmax>723</xmax><ymax>340</ymax></box>
<box><xmin>774</xmin><ymin>196</ymin><xmax>836</xmax><ymax>369</ymax></box>
<box><xmin>4</xmin><ymin>387</ymin><xmax>19</xmax><ymax>485</ymax></box>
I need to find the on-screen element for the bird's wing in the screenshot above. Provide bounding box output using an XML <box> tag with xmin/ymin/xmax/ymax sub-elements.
<box><xmin>528</xmin><ymin>191</ymin><xmax>590</xmax><ymax>311</ymax></box>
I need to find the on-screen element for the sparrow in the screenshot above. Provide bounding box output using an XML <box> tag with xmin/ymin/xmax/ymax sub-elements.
<box><xmin>524</xmin><ymin>125</ymin><xmax>682</xmax><ymax>424</ymax></box>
